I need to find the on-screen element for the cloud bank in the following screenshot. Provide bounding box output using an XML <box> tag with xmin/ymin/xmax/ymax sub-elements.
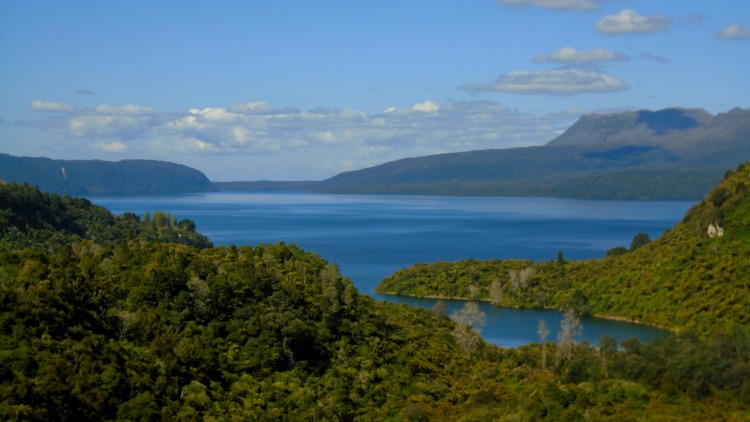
<box><xmin>717</xmin><ymin>24</ymin><xmax>750</xmax><ymax>40</ymax></box>
<box><xmin>596</xmin><ymin>9</ymin><xmax>671</xmax><ymax>35</ymax></box>
<box><xmin>23</xmin><ymin>100</ymin><xmax>581</xmax><ymax>180</ymax></box>
<box><xmin>460</xmin><ymin>69</ymin><xmax>628</xmax><ymax>95</ymax></box>
<box><xmin>533</xmin><ymin>47</ymin><xmax>628</xmax><ymax>63</ymax></box>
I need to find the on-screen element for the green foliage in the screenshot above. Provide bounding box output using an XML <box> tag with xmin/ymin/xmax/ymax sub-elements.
<box><xmin>1</xmin><ymin>238</ymin><xmax>747</xmax><ymax>420</ymax></box>
<box><xmin>0</xmin><ymin>177</ymin><xmax>749</xmax><ymax>419</ymax></box>
<box><xmin>606</xmin><ymin>246</ymin><xmax>628</xmax><ymax>257</ymax></box>
<box><xmin>629</xmin><ymin>232</ymin><xmax>651</xmax><ymax>251</ymax></box>
<box><xmin>378</xmin><ymin>162</ymin><xmax>750</xmax><ymax>337</ymax></box>
<box><xmin>0</xmin><ymin>183</ymin><xmax>212</xmax><ymax>251</ymax></box>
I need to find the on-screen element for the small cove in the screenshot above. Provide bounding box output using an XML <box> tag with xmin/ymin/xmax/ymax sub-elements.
<box><xmin>380</xmin><ymin>296</ymin><xmax>669</xmax><ymax>347</ymax></box>
<box><xmin>90</xmin><ymin>191</ymin><xmax>691</xmax><ymax>347</ymax></box>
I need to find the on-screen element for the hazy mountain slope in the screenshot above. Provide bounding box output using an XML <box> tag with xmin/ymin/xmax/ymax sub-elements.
<box><xmin>0</xmin><ymin>154</ymin><xmax>217</xmax><ymax>195</ymax></box>
<box><xmin>546</xmin><ymin>108</ymin><xmax>715</xmax><ymax>146</ymax></box>
<box><xmin>312</xmin><ymin>107</ymin><xmax>750</xmax><ymax>199</ymax></box>
<box><xmin>378</xmin><ymin>162</ymin><xmax>750</xmax><ymax>335</ymax></box>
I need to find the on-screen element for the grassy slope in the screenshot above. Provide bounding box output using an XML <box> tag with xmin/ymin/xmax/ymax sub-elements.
<box><xmin>377</xmin><ymin>163</ymin><xmax>750</xmax><ymax>336</ymax></box>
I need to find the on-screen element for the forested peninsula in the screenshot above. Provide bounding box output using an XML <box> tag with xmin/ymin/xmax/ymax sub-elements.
<box><xmin>1</xmin><ymin>177</ymin><xmax>749</xmax><ymax>420</ymax></box>
<box><xmin>377</xmin><ymin>163</ymin><xmax>750</xmax><ymax>337</ymax></box>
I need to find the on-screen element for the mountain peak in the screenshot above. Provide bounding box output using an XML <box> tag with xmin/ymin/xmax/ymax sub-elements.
<box><xmin>547</xmin><ymin>107</ymin><xmax>713</xmax><ymax>146</ymax></box>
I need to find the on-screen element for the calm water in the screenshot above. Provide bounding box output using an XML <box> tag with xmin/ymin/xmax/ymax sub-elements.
<box><xmin>90</xmin><ymin>192</ymin><xmax>692</xmax><ymax>347</ymax></box>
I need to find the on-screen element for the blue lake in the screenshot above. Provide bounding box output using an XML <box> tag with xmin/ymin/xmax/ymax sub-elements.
<box><xmin>89</xmin><ymin>192</ymin><xmax>693</xmax><ymax>347</ymax></box>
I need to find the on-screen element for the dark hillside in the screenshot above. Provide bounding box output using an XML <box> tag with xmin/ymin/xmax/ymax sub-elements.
<box><xmin>0</xmin><ymin>183</ymin><xmax>212</xmax><ymax>250</ymax></box>
<box><xmin>0</xmin><ymin>154</ymin><xmax>217</xmax><ymax>195</ymax></box>
<box><xmin>547</xmin><ymin>107</ymin><xmax>715</xmax><ymax>146</ymax></box>
<box><xmin>309</xmin><ymin>107</ymin><xmax>749</xmax><ymax>199</ymax></box>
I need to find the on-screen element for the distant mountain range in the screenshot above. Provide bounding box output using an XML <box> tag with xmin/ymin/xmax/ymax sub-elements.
<box><xmin>217</xmin><ymin>107</ymin><xmax>750</xmax><ymax>200</ymax></box>
<box><xmin>305</xmin><ymin>107</ymin><xmax>750</xmax><ymax>199</ymax></box>
<box><xmin>4</xmin><ymin>107</ymin><xmax>749</xmax><ymax>198</ymax></box>
<box><xmin>0</xmin><ymin>154</ymin><xmax>216</xmax><ymax>195</ymax></box>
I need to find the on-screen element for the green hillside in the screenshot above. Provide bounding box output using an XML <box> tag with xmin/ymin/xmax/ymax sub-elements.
<box><xmin>377</xmin><ymin>162</ymin><xmax>750</xmax><ymax>336</ymax></box>
<box><xmin>0</xmin><ymin>154</ymin><xmax>217</xmax><ymax>195</ymax></box>
<box><xmin>0</xmin><ymin>183</ymin><xmax>212</xmax><ymax>251</ymax></box>
<box><xmin>1</xmin><ymin>183</ymin><xmax>749</xmax><ymax>419</ymax></box>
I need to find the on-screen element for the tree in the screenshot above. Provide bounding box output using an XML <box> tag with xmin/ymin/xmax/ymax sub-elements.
<box><xmin>537</xmin><ymin>319</ymin><xmax>551</xmax><ymax>371</ymax></box>
<box><xmin>509</xmin><ymin>267</ymin><xmax>535</xmax><ymax>292</ymax></box>
<box><xmin>451</xmin><ymin>302</ymin><xmax>487</xmax><ymax>355</ymax></box>
<box><xmin>431</xmin><ymin>300</ymin><xmax>448</xmax><ymax>321</ymax></box>
<box><xmin>490</xmin><ymin>278</ymin><xmax>503</xmax><ymax>305</ymax></box>
<box><xmin>557</xmin><ymin>310</ymin><xmax>582</xmax><ymax>363</ymax></box>
<box><xmin>606</xmin><ymin>246</ymin><xmax>628</xmax><ymax>257</ymax></box>
<box><xmin>468</xmin><ymin>284</ymin><xmax>479</xmax><ymax>300</ymax></box>
<box><xmin>451</xmin><ymin>301</ymin><xmax>486</xmax><ymax>331</ymax></box>
<box><xmin>630</xmin><ymin>233</ymin><xmax>651</xmax><ymax>251</ymax></box>
<box><xmin>453</xmin><ymin>324</ymin><xmax>483</xmax><ymax>356</ymax></box>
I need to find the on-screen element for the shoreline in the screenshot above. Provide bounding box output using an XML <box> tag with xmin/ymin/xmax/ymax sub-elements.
<box><xmin>376</xmin><ymin>291</ymin><xmax>673</xmax><ymax>332</ymax></box>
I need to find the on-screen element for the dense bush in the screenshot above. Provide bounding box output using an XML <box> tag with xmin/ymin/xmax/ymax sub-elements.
<box><xmin>1</xmin><ymin>177</ymin><xmax>749</xmax><ymax>419</ymax></box>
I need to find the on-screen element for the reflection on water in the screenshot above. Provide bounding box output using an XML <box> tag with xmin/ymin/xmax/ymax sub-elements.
<box><xmin>380</xmin><ymin>295</ymin><xmax>669</xmax><ymax>348</ymax></box>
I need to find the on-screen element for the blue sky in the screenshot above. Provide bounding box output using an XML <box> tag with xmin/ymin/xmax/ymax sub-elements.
<box><xmin>1</xmin><ymin>0</ymin><xmax>748</xmax><ymax>181</ymax></box>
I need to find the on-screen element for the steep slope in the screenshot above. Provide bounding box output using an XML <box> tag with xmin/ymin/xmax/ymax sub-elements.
<box><xmin>587</xmin><ymin>161</ymin><xmax>750</xmax><ymax>331</ymax></box>
<box><xmin>312</xmin><ymin>107</ymin><xmax>749</xmax><ymax>199</ymax></box>
<box><xmin>378</xmin><ymin>162</ymin><xmax>750</xmax><ymax>335</ymax></box>
<box><xmin>0</xmin><ymin>154</ymin><xmax>217</xmax><ymax>195</ymax></box>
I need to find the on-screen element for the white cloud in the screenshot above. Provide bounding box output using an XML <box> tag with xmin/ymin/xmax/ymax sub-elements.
<box><xmin>30</xmin><ymin>100</ymin><xmax>75</xmax><ymax>112</ymax></box>
<box><xmin>460</xmin><ymin>69</ymin><xmax>628</xmax><ymax>95</ymax></box>
<box><xmin>412</xmin><ymin>101</ymin><xmax>440</xmax><ymax>113</ymax></box>
<box><xmin>596</xmin><ymin>9</ymin><xmax>671</xmax><ymax>35</ymax></box>
<box><xmin>64</xmin><ymin>109</ymin><xmax>158</xmax><ymax>139</ymax></box>
<box><xmin>717</xmin><ymin>24</ymin><xmax>750</xmax><ymax>40</ymax></box>
<box><xmin>188</xmin><ymin>107</ymin><xmax>240</xmax><ymax>123</ymax></box>
<box><xmin>150</xmin><ymin>137</ymin><xmax>216</xmax><ymax>154</ymax></box>
<box><xmin>22</xmin><ymin>100</ymin><xmax>584</xmax><ymax>179</ymax></box>
<box><xmin>228</xmin><ymin>101</ymin><xmax>275</xmax><ymax>113</ymax></box>
<box><xmin>498</xmin><ymin>0</ymin><xmax>605</xmax><ymax>11</ymax></box>
<box><xmin>94</xmin><ymin>104</ymin><xmax>155</xmax><ymax>114</ymax></box>
<box><xmin>533</xmin><ymin>47</ymin><xmax>628</xmax><ymax>63</ymax></box>
<box><xmin>93</xmin><ymin>141</ymin><xmax>127</xmax><ymax>152</ymax></box>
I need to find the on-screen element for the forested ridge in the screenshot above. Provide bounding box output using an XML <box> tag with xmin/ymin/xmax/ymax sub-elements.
<box><xmin>0</xmin><ymin>183</ymin><xmax>212</xmax><ymax>251</ymax></box>
<box><xmin>1</xmin><ymin>182</ymin><xmax>749</xmax><ymax>419</ymax></box>
<box><xmin>377</xmin><ymin>162</ymin><xmax>750</xmax><ymax>338</ymax></box>
<box><xmin>0</xmin><ymin>154</ymin><xmax>217</xmax><ymax>195</ymax></box>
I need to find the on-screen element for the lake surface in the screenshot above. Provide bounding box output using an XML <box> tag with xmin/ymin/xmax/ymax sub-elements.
<box><xmin>89</xmin><ymin>192</ymin><xmax>692</xmax><ymax>347</ymax></box>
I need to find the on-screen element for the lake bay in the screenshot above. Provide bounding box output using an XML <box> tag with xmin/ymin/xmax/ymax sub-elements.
<box><xmin>90</xmin><ymin>192</ymin><xmax>693</xmax><ymax>347</ymax></box>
